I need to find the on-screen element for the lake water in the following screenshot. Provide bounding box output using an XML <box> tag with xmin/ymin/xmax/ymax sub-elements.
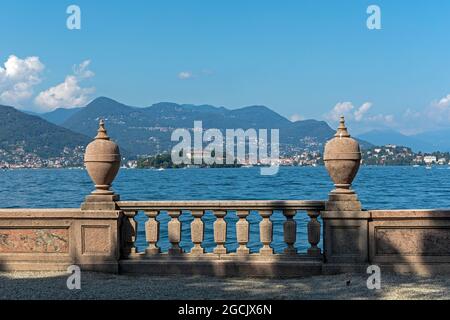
<box><xmin>1</xmin><ymin>166</ymin><xmax>450</xmax><ymax>253</ymax></box>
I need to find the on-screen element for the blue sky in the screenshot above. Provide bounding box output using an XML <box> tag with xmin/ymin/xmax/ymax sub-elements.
<box><xmin>1</xmin><ymin>0</ymin><xmax>450</xmax><ymax>134</ymax></box>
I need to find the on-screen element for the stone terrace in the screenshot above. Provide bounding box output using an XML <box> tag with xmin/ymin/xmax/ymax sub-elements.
<box><xmin>0</xmin><ymin>117</ymin><xmax>449</xmax><ymax>279</ymax></box>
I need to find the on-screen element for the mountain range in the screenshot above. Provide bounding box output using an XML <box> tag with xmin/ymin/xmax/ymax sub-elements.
<box><xmin>35</xmin><ymin>97</ymin><xmax>350</xmax><ymax>157</ymax></box>
<box><xmin>357</xmin><ymin>129</ymin><xmax>450</xmax><ymax>153</ymax></box>
<box><xmin>1</xmin><ymin>97</ymin><xmax>345</xmax><ymax>159</ymax></box>
<box><xmin>0</xmin><ymin>105</ymin><xmax>90</xmax><ymax>158</ymax></box>
<box><xmin>16</xmin><ymin>96</ymin><xmax>450</xmax><ymax>161</ymax></box>
<box><xmin>38</xmin><ymin>107</ymin><xmax>83</xmax><ymax>125</ymax></box>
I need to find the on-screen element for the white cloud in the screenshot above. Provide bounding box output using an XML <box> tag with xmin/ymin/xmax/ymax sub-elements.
<box><xmin>413</xmin><ymin>93</ymin><xmax>450</xmax><ymax>127</ymax></box>
<box><xmin>403</xmin><ymin>108</ymin><xmax>421</xmax><ymax>119</ymax></box>
<box><xmin>34</xmin><ymin>60</ymin><xmax>95</xmax><ymax>111</ymax></box>
<box><xmin>289</xmin><ymin>114</ymin><xmax>304</xmax><ymax>122</ymax></box>
<box><xmin>437</xmin><ymin>94</ymin><xmax>450</xmax><ymax>109</ymax></box>
<box><xmin>73</xmin><ymin>60</ymin><xmax>95</xmax><ymax>79</ymax></box>
<box><xmin>354</xmin><ymin>102</ymin><xmax>372</xmax><ymax>121</ymax></box>
<box><xmin>325</xmin><ymin>101</ymin><xmax>394</xmax><ymax>135</ymax></box>
<box><xmin>178</xmin><ymin>71</ymin><xmax>193</xmax><ymax>80</ymax></box>
<box><xmin>178</xmin><ymin>69</ymin><xmax>214</xmax><ymax>80</ymax></box>
<box><xmin>325</xmin><ymin>101</ymin><xmax>355</xmax><ymax>121</ymax></box>
<box><xmin>326</xmin><ymin>101</ymin><xmax>386</xmax><ymax>123</ymax></box>
<box><xmin>365</xmin><ymin>113</ymin><xmax>395</xmax><ymax>123</ymax></box>
<box><xmin>362</xmin><ymin>93</ymin><xmax>450</xmax><ymax>134</ymax></box>
<box><xmin>0</xmin><ymin>55</ymin><xmax>44</xmax><ymax>106</ymax></box>
<box><xmin>404</xmin><ymin>93</ymin><xmax>450</xmax><ymax>126</ymax></box>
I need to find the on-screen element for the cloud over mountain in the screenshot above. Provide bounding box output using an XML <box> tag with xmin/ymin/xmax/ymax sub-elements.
<box><xmin>326</xmin><ymin>101</ymin><xmax>380</xmax><ymax>123</ymax></box>
<box><xmin>0</xmin><ymin>55</ymin><xmax>44</xmax><ymax>106</ymax></box>
<box><xmin>34</xmin><ymin>60</ymin><xmax>95</xmax><ymax>112</ymax></box>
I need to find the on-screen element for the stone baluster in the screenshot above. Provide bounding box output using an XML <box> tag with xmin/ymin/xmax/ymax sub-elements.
<box><xmin>307</xmin><ymin>210</ymin><xmax>321</xmax><ymax>257</ymax></box>
<box><xmin>259</xmin><ymin>210</ymin><xmax>274</xmax><ymax>255</ymax></box>
<box><xmin>190</xmin><ymin>210</ymin><xmax>205</xmax><ymax>255</ymax></box>
<box><xmin>168</xmin><ymin>210</ymin><xmax>182</xmax><ymax>254</ymax></box>
<box><xmin>283</xmin><ymin>210</ymin><xmax>297</xmax><ymax>255</ymax></box>
<box><xmin>236</xmin><ymin>210</ymin><xmax>250</xmax><ymax>255</ymax></box>
<box><xmin>145</xmin><ymin>210</ymin><xmax>160</xmax><ymax>255</ymax></box>
<box><xmin>121</xmin><ymin>210</ymin><xmax>137</xmax><ymax>257</ymax></box>
<box><xmin>213</xmin><ymin>210</ymin><xmax>227</xmax><ymax>254</ymax></box>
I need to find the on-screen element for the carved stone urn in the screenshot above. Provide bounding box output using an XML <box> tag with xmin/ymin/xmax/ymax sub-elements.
<box><xmin>323</xmin><ymin>116</ymin><xmax>362</xmax><ymax>210</ymax></box>
<box><xmin>82</xmin><ymin>120</ymin><xmax>121</xmax><ymax>209</ymax></box>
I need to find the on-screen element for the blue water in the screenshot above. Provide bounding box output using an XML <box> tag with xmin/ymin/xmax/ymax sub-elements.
<box><xmin>1</xmin><ymin>166</ymin><xmax>450</xmax><ymax>253</ymax></box>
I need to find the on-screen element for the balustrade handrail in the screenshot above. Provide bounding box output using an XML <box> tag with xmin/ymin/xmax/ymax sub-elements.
<box><xmin>117</xmin><ymin>200</ymin><xmax>326</xmax><ymax>211</ymax></box>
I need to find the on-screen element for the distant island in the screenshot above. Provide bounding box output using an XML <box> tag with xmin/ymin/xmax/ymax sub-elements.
<box><xmin>361</xmin><ymin>145</ymin><xmax>450</xmax><ymax>166</ymax></box>
<box><xmin>137</xmin><ymin>153</ymin><xmax>241</xmax><ymax>169</ymax></box>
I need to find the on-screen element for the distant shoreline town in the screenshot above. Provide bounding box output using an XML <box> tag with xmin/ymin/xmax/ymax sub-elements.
<box><xmin>2</xmin><ymin>144</ymin><xmax>450</xmax><ymax>169</ymax></box>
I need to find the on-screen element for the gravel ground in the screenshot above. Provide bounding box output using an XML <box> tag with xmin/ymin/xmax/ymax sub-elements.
<box><xmin>0</xmin><ymin>271</ymin><xmax>449</xmax><ymax>300</ymax></box>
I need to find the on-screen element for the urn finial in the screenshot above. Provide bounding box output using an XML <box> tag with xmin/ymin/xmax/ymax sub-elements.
<box><xmin>82</xmin><ymin>120</ymin><xmax>121</xmax><ymax>210</ymax></box>
<box><xmin>335</xmin><ymin>116</ymin><xmax>350</xmax><ymax>138</ymax></box>
<box><xmin>95</xmin><ymin>119</ymin><xmax>110</xmax><ymax>140</ymax></box>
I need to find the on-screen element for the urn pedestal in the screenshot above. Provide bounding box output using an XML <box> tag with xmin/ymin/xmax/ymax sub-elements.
<box><xmin>81</xmin><ymin>120</ymin><xmax>121</xmax><ymax>210</ymax></box>
<box><xmin>322</xmin><ymin>116</ymin><xmax>369</xmax><ymax>269</ymax></box>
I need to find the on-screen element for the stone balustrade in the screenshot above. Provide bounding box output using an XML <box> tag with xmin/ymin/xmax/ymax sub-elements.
<box><xmin>114</xmin><ymin>201</ymin><xmax>326</xmax><ymax>276</ymax></box>
<box><xmin>116</xmin><ymin>201</ymin><xmax>325</xmax><ymax>258</ymax></box>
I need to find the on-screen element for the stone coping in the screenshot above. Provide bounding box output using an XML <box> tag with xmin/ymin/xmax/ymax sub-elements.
<box><xmin>369</xmin><ymin>209</ymin><xmax>450</xmax><ymax>219</ymax></box>
<box><xmin>2</xmin><ymin>207</ymin><xmax>449</xmax><ymax>218</ymax></box>
<box><xmin>2</xmin><ymin>207</ymin><xmax>449</xmax><ymax>219</ymax></box>
<box><xmin>117</xmin><ymin>200</ymin><xmax>326</xmax><ymax>211</ymax></box>
<box><xmin>0</xmin><ymin>209</ymin><xmax>120</xmax><ymax>219</ymax></box>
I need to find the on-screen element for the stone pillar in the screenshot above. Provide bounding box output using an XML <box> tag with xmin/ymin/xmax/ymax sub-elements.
<box><xmin>322</xmin><ymin>116</ymin><xmax>370</xmax><ymax>273</ymax></box>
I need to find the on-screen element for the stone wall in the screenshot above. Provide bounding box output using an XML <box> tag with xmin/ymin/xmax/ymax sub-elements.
<box><xmin>0</xmin><ymin>209</ymin><xmax>120</xmax><ymax>273</ymax></box>
<box><xmin>1</xmin><ymin>207</ymin><xmax>449</xmax><ymax>276</ymax></box>
<box><xmin>368</xmin><ymin>210</ymin><xmax>450</xmax><ymax>274</ymax></box>
<box><xmin>321</xmin><ymin>209</ymin><xmax>450</xmax><ymax>275</ymax></box>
